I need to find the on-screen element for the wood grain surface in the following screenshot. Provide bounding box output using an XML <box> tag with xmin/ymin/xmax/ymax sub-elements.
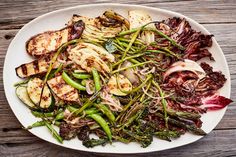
<box><xmin>0</xmin><ymin>0</ymin><xmax>235</xmax><ymax>156</ymax></box>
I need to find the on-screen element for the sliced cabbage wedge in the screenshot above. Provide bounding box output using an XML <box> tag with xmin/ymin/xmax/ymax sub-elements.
<box><xmin>128</xmin><ymin>10</ymin><xmax>155</xmax><ymax>44</ymax></box>
<box><xmin>107</xmin><ymin>74</ymin><xmax>132</xmax><ymax>96</ymax></box>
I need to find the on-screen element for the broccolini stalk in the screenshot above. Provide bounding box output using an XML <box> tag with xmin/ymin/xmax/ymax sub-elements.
<box><xmin>155</xmin><ymin>112</ymin><xmax>206</xmax><ymax>136</ymax></box>
<box><xmin>83</xmin><ymin>138</ymin><xmax>108</xmax><ymax>148</ymax></box>
<box><xmin>154</xmin><ymin>130</ymin><xmax>181</xmax><ymax>141</ymax></box>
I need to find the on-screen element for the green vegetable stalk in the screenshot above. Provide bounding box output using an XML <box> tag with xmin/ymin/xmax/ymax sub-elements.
<box><xmin>62</xmin><ymin>71</ymin><xmax>86</xmax><ymax>91</ymax></box>
<box><xmin>92</xmin><ymin>68</ymin><xmax>101</xmax><ymax>91</ymax></box>
<box><xmin>45</xmin><ymin>121</ymin><xmax>63</xmax><ymax>143</ymax></box>
<box><xmin>88</xmin><ymin>113</ymin><xmax>112</xmax><ymax>141</ymax></box>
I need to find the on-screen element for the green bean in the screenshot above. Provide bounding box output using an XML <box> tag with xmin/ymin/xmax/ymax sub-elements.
<box><xmin>81</xmin><ymin>79</ymin><xmax>87</xmax><ymax>86</ymax></box>
<box><xmin>117</xmin><ymin>21</ymin><xmax>155</xmax><ymax>37</ymax></box>
<box><xmin>145</xmin><ymin>28</ymin><xmax>185</xmax><ymax>50</ymax></box>
<box><xmin>128</xmin><ymin>74</ymin><xmax>153</xmax><ymax>94</ymax></box>
<box><xmin>115</xmin><ymin>38</ymin><xmax>125</xmax><ymax>49</ymax></box>
<box><xmin>48</xmin><ymin>63</ymin><xmax>63</xmax><ymax>79</ymax></box>
<box><xmin>45</xmin><ymin>121</ymin><xmax>63</xmax><ymax>143</ymax></box>
<box><xmin>118</xmin><ymin>28</ymin><xmax>139</xmax><ymax>36</ymax></box>
<box><xmin>72</xmin><ymin>73</ymin><xmax>91</xmax><ymax>79</ymax></box>
<box><xmin>152</xmin><ymin>80</ymin><xmax>168</xmax><ymax>128</ymax></box>
<box><xmin>67</xmin><ymin>106</ymin><xmax>97</xmax><ymax>115</ymax></box>
<box><xmin>111</xmin><ymin>61</ymin><xmax>153</xmax><ymax>74</ymax></box>
<box><xmin>158</xmin><ymin>47</ymin><xmax>180</xmax><ymax>58</ymax></box>
<box><xmin>129</xmin><ymin>58</ymin><xmax>140</xmax><ymax>64</ymax></box>
<box><xmin>129</xmin><ymin>45</ymin><xmax>147</xmax><ymax>54</ymax></box>
<box><xmin>31</xmin><ymin>111</ymin><xmax>54</xmax><ymax>118</ymax></box>
<box><xmin>84</xmin><ymin>107</ymin><xmax>99</xmax><ymax>115</ymax></box>
<box><xmin>94</xmin><ymin>103</ymin><xmax>115</xmax><ymax>122</ymax></box>
<box><xmin>121</xmin><ymin>27</ymin><xmax>142</xmax><ymax>59</ymax></box>
<box><xmin>113</xmin><ymin>42</ymin><xmax>126</xmax><ymax>51</ymax></box>
<box><xmin>62</xmin><ymin>71</ymin><xmax>86</xmax><ymax>91</ymax></box>
<box><xmin>44</xmin><ymin>39</ymin><xmax>80</xmax><ymax>83</ymax></box>
<box><xmin>112</xmin><ymin>53</ymin><xmax>145</xmax><ymax>68</ymax></box>
<box><xmin>54</xmin><ymin>121</ymin><xmax>61</xmax><ymax>127</ymax></box>
<box><xmin>118</xmin><ymin>41</ymin><xmax>136</xmax><ymax>52</ymax></box>
<box><xmin>26</xmin><ymin>121</ymin><xmax>45</xmax><ymax>129</ymax></box>
<box><xmin>92</xmin><ymin>68</ymin><xmax>101</xmax><ymax>91</ymax></box>
<box><xmin>116</xmin><ymin>37</ymin><xmax>144</xmax><ymax>45</ymax></box>
<box><xmin>55</xmin><ymin>111</ymin><xmax>64</xmax><ymax>121</ymax></box>
<box><xmin>88</xmin><ymin>113</ymin><xmax>112</xmax><ymax>141</ymax></box>
<box><xmin>75</xmin><ymin>90</ymin><xmax>101</xmax><ymax>115</ymax></box>
<box><xmin>146</xmin><ymin>49</ymin><xmax>172</xmax><ymax>57</ymax></box>
<box><xmin>67</xmin><ymin>105</ymin><xmax>78</xmax><ymax>113</ymax></box>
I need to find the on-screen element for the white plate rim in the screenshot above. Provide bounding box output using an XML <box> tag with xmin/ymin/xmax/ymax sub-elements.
<box><xmin>3</xmin><ymin>3</ymin><xmax>231</xmax><ymax>154</ymax></box>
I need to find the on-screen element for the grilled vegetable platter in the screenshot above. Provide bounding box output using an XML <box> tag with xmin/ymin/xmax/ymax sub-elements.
<box><xmin>14</xmin><ymin>9</ymin><xmax>233</xmax><ymax>148</ymax></box>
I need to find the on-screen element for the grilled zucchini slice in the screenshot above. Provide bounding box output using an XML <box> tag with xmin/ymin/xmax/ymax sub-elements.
<box><xmin>27</xmin><ymin>78</ymin><xmax>53</xmax><ymax>109</ymax></box>
<box><xmin>16</xmin><ymin>86</ymin><xmax>36</xmax><ymax>109</ymax></box>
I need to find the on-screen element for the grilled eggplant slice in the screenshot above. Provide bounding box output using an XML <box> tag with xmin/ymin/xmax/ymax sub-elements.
<box><xmin>16</xmin><ymin>86</ymin><xmax>36</xmax><ymax>109</ymax></box>
<box><xmin>15</xmin><ymin>53</ymin><xmax>60</xmax><ymax>78</ymax></box>
<box><xmin>26</xmin><ymin>20</ymin><xmax>85</xmax><ymax>57</ymax></box>
<box><xmin>47</xmin><ymin>75</ymin><xmax>79</xmax><ymax>102</ymax></box>
<box><xmin>27</xmin><ymin>78</ymin><xmax>53</xmax><ymax>109</ymax></box>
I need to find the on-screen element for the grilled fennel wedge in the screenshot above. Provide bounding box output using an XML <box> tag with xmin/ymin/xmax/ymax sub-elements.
<box><xmin>68</xmin><ymin>42</ymin><xmax>114</xmax><ymax>73</ymax></box>
<box><xmin>68</xmin><ymin>12</ymin><xmax>128</xmax><ymax>43</ymax></box>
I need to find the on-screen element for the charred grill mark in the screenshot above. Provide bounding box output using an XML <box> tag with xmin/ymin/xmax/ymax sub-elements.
<box><xmin>86</xmin><ymin>57</ymin><xmax>94</xmax><ymax>67</ymax></box>
<box><xmin>21</xmin><ymin>64</ymin><xmax>28</xmax><ymax>75</ymax></box>
<box><xmin>62</xmin><ymin>89</ymin><xmax>77</xmax><ymax>100</ymax></box>
<box><xmin>51</xmin><ymin>81</ymin><xmax>65</xmax><ymax>90</ymax></box>
<box><xmin>44</xmin><ymin>55</ymin><xmax>51</xmax><ymax>62</ymax></box>
<box><xmin>32</xmin><ymin>60</ymin><xmax>39</xmax><ymax>72</ymax></box>
<box><xmin>56</xmin><ymin>36</ymin><xmax>63</xmax><ymax>49</ymax></box>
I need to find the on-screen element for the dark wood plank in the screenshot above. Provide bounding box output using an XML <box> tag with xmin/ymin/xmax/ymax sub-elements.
<box><xmin>0</xmin><ymin>129</ymin><xmax>236</xmax><ymax>157</ymax></box>
<box><xmin>0</xmin><ymin>0</ymin><xmax>236</xmax><ymax>29</ymax></box>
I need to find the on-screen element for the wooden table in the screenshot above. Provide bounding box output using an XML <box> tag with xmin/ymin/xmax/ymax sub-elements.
<box><xmin>0</xmin><ymin>0</ymin><xmax>235</xmax><ymax>156</ymax></box>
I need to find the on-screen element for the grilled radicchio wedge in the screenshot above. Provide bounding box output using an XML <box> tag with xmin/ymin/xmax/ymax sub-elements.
<box><xmin>156</xmin><ymin>17</ymin><xmax>214</xmax><ymax>61</ymax></box>
<box><xmin>201</xmin><ymin>95</ymin><xmax>233</xmax><ymax>111</ymax></box>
